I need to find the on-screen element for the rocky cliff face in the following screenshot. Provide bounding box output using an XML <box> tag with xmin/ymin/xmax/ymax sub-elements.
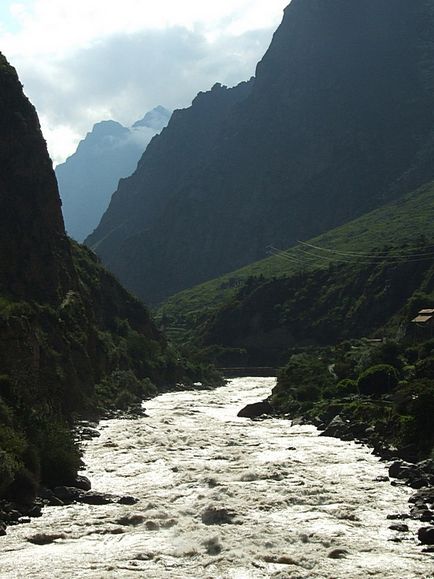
<box><xmin>0</xmin><ymin>55</ymin><xmax>207</xmax><ymax>500</ymax></box>
<box><xmin>0</xmin><ymin>55</ymin><xmax>74</xmax><ymax>303</ymax></box>
<box><xmin>87</xmin><ymin>0</ymin><xmax>434</xmax><ymax>305</ymax></box>
<box><xmin>56</xmin><ymin>107</ymin><xmax>171</xmax><ymax>242</ymax></box>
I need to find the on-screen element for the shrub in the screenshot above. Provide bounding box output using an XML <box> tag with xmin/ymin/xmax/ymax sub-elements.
<box><xmin>415</xmin><ymin>356</ymin><xmax>434</xmax><ymax>379</ymax></box>
<box><xmin>273</xmin><ymin>353</ymin><xmax>334</xmax><ymax>411</ymax></box>
<box><xmin>370</xmin><ymin>341</ymin><xmax>403</xmax><ymax>369</ymax></box>
<box><xmin>357</xmin><ymin>364</ymin><xmax>398</xmax><ymax>396</ymax></box>
<box><xmin>35</xmin><ymin>419</ymin><xmax>81</xmax><ymax>486</ymax></box>
<box><xmin>394</xmin><ymin>379</ymin><xmax>434</xmax><ymax>456</ymax></box>
<box><xmin>336</xmin><ymin>378</ymin><xmax>358</xmax><ymax>396</ymax></box>
<box><xmin>0</xmin><ymin>450</ymin><xmax>21</xmax><ymax>495</ymax></box>
<box><xmin>4</xmin><ymin>467</ymin><xmax>38</xmax><ymax>504</ymax></box>
<box><xmin>96</xmin><ymin>370</ymin><xmax>157</xmax><ymax>411</ymax></box>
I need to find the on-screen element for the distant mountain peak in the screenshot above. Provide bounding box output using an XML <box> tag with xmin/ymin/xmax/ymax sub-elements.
<box><xmin>56</xmin><ymin>106</ymin><xmax>172</xmax><ymax>242</ymax></box>
<box><xmin>132</xmin><ymin>106</ymin><xmax>172</xmax><ymax>130</ymax></box>
<box><xmin>89</xmin><ymin>120</ymin><xmax>129</xmax><ymax>138</ymax></box>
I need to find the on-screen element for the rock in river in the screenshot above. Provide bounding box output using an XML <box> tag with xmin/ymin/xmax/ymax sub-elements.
<box><xmin>237</xmin><ymin>399</ymin><xmax>272</xmax><ymax>418</ymax></box>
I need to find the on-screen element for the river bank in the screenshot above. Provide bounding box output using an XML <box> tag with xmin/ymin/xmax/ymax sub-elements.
<box><xmin>238</xmin><ymin>396</ymin><xmax>434</xmax><ymax>550</ymax></box>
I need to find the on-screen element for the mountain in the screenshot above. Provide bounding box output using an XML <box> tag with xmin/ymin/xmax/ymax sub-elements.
<box><xmin>87</xmin><ymin>0</ymin><xmax>434</xmax><ymax>304</ymax></box>
<box><xmin>0</xmin><ymin>54</ymin><xmax>210</xmax><ymax>504</ymax></box>
<box><xmin>56</xmin><ymin>106</ymin><xmax>171</xmax><ymax>242</ymax></box>
<box><xmin>197</xmin><ymin>242</ymin><xmax>434</xmax><ymax>366</ymax></box>
<box><xmin>133</xmin><ymin>105</ymin><xmax>171</xmax><ymax>130</ymax></box>
<box><xmin>157</xmin><ymin>180</ymin><xmax>434</xmax><ymax>360</ymax></box>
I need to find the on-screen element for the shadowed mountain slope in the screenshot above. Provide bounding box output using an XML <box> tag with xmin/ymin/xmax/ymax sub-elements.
<box><xmin>88</xmin><ymin>0</ymin><xmax>434</xmax><ymax>304</ymax></box>
<box><xmin>0</xmin><ymin>54</ymin><xmax>210</xmax><ymax>500</ymax></box>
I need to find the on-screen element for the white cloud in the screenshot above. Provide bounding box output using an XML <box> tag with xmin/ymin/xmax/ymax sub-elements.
<box><xmin>0</xmin><ymin>0</ymin><xmax>290</xmax><ymax>163</ymax></box>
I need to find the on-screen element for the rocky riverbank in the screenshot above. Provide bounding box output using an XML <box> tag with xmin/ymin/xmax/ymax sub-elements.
<box><xmin>238</xmin><ymin>399</ymin><xmax>434</xmax><ymax>550</ymax></box>
<box><xmin>0</xmin><ymin>420</ymin><xmax>138</xmax><ymax>537</ymax></box>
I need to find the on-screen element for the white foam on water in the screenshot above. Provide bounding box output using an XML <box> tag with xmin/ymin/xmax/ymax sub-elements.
<box><xmin>0</xmin><ymin>378</ymin><xmax>431</xmax><ymax>578</ymax></box>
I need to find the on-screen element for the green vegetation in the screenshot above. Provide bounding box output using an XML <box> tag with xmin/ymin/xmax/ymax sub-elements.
<box><xmin>357</xmin><ymin>364</ymin><xmax>398</xmax><ymax>396</ymax></box>
<box><xmin>158</xmin><ymin>181</ymin><xmax>434</xmax><ymax>346</ymax></box>
<box><xmin>271</xmin><ymin>339</ymin><xmax>434</xmax><ymax>460</ymax></box>
<box><xmin>0</xmin><ymin>243</ymin><xmax>222</xmax><ymax>502</ymax></box>
<box><xmin>179</xmin><ymin>239</ymin><xmax>434</xmax><ymax>367</ymax></box>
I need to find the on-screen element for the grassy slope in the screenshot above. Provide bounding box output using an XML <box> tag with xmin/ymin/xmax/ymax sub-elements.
<box><xmin>158</xmin><ymin>182</ymin><xmax>434</xmax><ymax>339</ymax></box>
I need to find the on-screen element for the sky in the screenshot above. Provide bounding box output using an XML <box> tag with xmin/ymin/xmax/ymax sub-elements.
<box><xmin>0</xmin><ymin>0</ymin><xmax>289</xmax><ymax>165</ymax></box>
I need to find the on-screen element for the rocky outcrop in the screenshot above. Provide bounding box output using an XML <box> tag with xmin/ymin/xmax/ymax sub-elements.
<box><xmin>0</xmin><ymin>54</ymin><xmax>74</xmax><ymax>303</ymax></box>
<box><xmin>418</xmin><ymin>526</ymin><xmax>434</xmax><ymax>545</ymax></box>
<box><xmin>237</xmin><ymin>399</ymin><xmax>273</xmax><ymax>418</ymax></box>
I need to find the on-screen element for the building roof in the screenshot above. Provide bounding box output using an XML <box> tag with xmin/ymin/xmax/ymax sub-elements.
<box><xmin>411</xmin><ymin>314</ymin><xmax>433</xmax><ymax>324</ymax></box>
<box><xmin>419</xmin><ymin>309</ymin><xmax>434</xmax><ymax>315</ymax></box>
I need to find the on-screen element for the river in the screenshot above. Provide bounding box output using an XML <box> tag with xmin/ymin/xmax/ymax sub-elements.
<box><xmin>0</xmin><ymin>378</ymin><xmax>432</xmax><ymax>578</ymax></box>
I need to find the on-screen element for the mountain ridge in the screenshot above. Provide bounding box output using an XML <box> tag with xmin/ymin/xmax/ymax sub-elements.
<box><xmin>87</xmin><ymin>0</ymin><xmax>434</xmax><ymax>304</ymax></box>
<box><xmin>157</xmin><ymin>179</ymin><xmax>434</xmax><ymax>349</ymax></box>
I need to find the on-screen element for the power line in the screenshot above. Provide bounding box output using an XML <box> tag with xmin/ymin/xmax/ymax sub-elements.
<box><xmin>297</xmin><ymin>239</ymin><xmax>434</xmax><ymax>259</ymax></box>
<box><xmin>269</xmin><ymin>244</ymin><xmax>434</xmax><ymax>267</ymax></box>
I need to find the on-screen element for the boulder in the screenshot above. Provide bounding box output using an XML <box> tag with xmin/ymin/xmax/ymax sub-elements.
<box><xmin>387</xmin><ymin>513</ymin><xmax>409</xmax><ymax>520</ymax></box>
<box><xmin>73</xmin><ymin>475</ymin><xmax>91</xmax><ymax>491</ymax></box>
<box><xmin>411</xmin><ymin>506</ymin><xmax>434</xmax><ymax>521</ymax></box>
<box><xmin>237</xmin><ymin>400</ymin><xmax>272</xmax><ymax>419</ymax></box>
<box><xmin>27</xmin><ymin>532</ymin><xmax>66</xmax><ymax>545</ymax></box>
<box><xmin>77</xmin><ymin>427</ymin><xmax>101</xmax><ymax>440</ymax></box>
<box><xmin>116</xmin><ymin>514</ymin><xmax>146</xmax><ymax>526</ymax></box>
<box><xmin>27</xmin><ymin>505</ymin><xmax>42</xmax><ymax>518</ymax></box>
<box><xmin>397</xmin><ymin>444</ymin><xmax>419</xmax><ymax>463</ymax></box>
<box><xmin>418</xmin><ymin>526</ymin><xmax>434</xmax><ymax>545</ymax></box>
<box><xmin>409</xmin><ymin>488</ymin><xmax>434</xmax><ymax>507</ymax></box>
<box><xmin>417</xmin><ymin>459</ymin><xmax>434</xmax><ymax>477</ymax></box>
<box><xmin>118</xmin><ymin>495</ymin><xmax>139</xmax><ymax>505</ymax></box>
<box><xmin>77</xmin><ymin>492</ymin><xmax>114</xmax><ymax>505</ymax></box>
<box><xmin>327</xmin><ymin>548</ymin><xmax>350</xmax><ymax>559</ymax></box>
<box><xmin>389</xmin><ymin>460</ymin><xmax>413</xmax><ymax>479</ymax></box>
<box><xmin>389</xmin><ymin>523</ymin><xmax>409</xmax><ymax>532</ymax></box>
<box><xmin>201</xmin><ymin>506</ymin><xmax>236</xmax><ymax>525</ymax></box>
<box><xmin>319</xmin><ymin>415</ymin><xmax>349</xmax><ymax>438</ymax></box>
<box><xmin>388</xmin><ymin>461</ymin><xmax>429</xmax><ymax>488</ymax></box>
<box><xmin>53</xmin><ymin>486</ymin><xmax>82</xmax><ymax>503</ymax></box>
<box><xmin>372</xmin><ymin>444</ymin><xmax>398</xmax><ymax>461</ymax></box>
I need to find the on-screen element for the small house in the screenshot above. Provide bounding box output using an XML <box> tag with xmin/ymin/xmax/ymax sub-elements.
<box><xmin>410</xmin><ymin>308</ymin><xmax>434</xmax><ymax>339</ymax></box>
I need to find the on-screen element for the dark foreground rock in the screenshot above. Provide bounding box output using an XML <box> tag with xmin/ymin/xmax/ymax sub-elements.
<box><xmin>27</xmin><ymin>532</ymin><xmax>67</xmax><ymax>545</ymax></box>
<box><xmin>237</xmin><ymin>400</ymin><xmax>273</xmax><ymax>418</ymax></box>
<box><xmin>201</xmin><ymin>506</ymin><xmax>236</xmax><ymax>525</ymax></box>
<box><xmin>388</xmin><ymin>461</ymin><xmax>432</xmax><ymax>489</ymax></box>
<box><xmin>51</xmin><ymin>486</ymin><xmax>137</xmax><ymax>506</ymax></box>
<box><xmin>319</xmin><ymin>415</ymin><xmax>350</xmax><ymax>439</ymax></box>
<box><xmin>1</xmin><ymin>479</ymin><xmax>140</xmax><ymax>536</ymax></box>
<box><xmin>418</xmin><ymin>526</ymin><xmax>434</xmax><ymax>545</ymax></box>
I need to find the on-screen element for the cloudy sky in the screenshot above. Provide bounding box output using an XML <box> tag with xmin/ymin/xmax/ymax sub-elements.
<box><xmin>0</xmin><ymin>0</ymin><xmax>289</xmax><ymax>164</ymax></box>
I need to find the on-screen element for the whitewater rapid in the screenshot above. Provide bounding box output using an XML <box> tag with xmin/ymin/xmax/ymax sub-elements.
<box><xmin>0</xmin><ymin>378</ymin><xmax>432</xmax><ymax>578</ymax></box>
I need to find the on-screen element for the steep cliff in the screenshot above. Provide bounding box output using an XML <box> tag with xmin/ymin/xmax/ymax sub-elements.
<box><xmin>87</xmin><ymin>0</ymin><xmax>434</xmax><ymax>304</ymax></box>
<box><xmin>0</xmin><ymin>55</ymin><xmax>74</xmax><ymax>304</ymax></box>
<box><xmin>0</xmin><ymin>54</ymin><xmax>209</xmax><ymax>501</ymax></box>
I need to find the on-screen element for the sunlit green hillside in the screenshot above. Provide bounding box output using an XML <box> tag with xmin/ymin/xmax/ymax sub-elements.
<box><xmin>158</xmin><ymin>181</ymin><xmax>434</xmax><ymax>341</ymax></box>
